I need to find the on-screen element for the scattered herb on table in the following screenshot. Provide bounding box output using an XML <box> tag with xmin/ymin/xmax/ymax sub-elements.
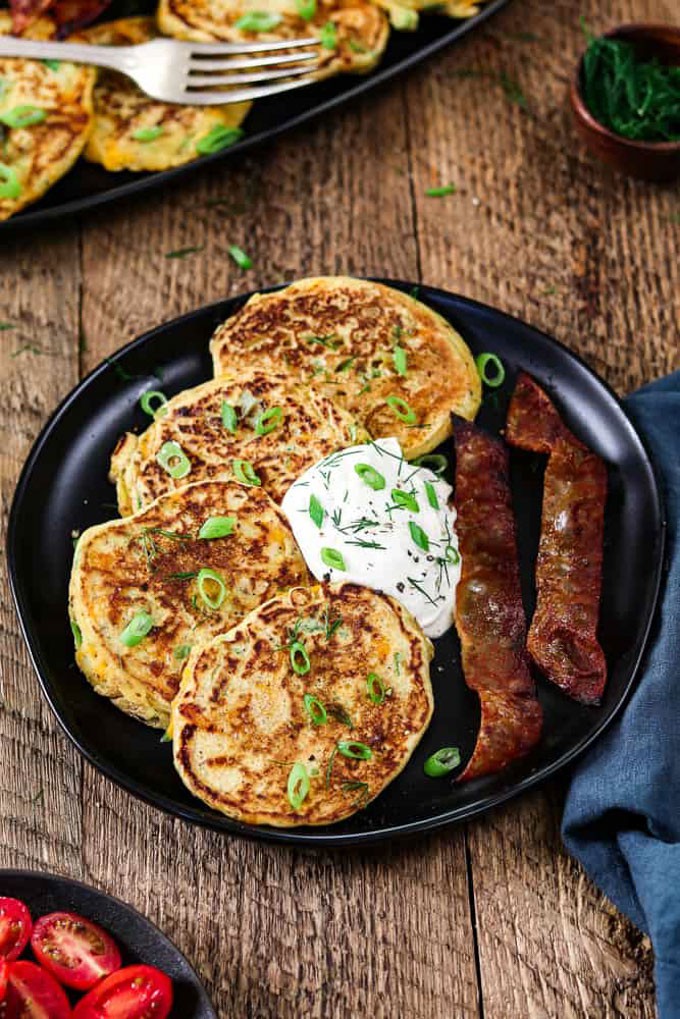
<box><xmin>228</xmin><ymin>244</ymin><xmax>253</xmax><ymax>270</ymax></box>
<box><xmin>425</xmin><ymin>184</ymin><xmax>456</xmax><ymax>197</ymax></box>
<box><xmin>165</xmin><ymin>245</ymin><xmax>205</xmax><ymax>259</ymax></box>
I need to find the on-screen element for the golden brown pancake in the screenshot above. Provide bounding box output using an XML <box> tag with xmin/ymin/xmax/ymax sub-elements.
<box><xmin>110</xmin><ymin>367</ymin><xmax>365</xmax><ymax>515</ymax></box>
<box><xmin>80</xmin><ymin>17</ymin><xmax>250</xmax><ymax>172</ymax></box>
<box><xmin>211</xmin><ymin>276</ymin><xmax>481</xmax><ymax>459</ymax></box>
<box><xmin>0</xmin><ymin>14</ymin><xmax>95</xmax><ymax>221</ymax></box>
<box><xmin>157</xmin><ymin>0</ymin><xmax>389</xmax><ymax>80</ymax></box>
<box><xmin>172</xmin><ymin>583</ymin><xmax>434</xmax><ymax>825</ymax></box>
<box><xmin>69</xmin><ymin>480</ymin><xmax>309</xmax><ymax>729</ymax></box>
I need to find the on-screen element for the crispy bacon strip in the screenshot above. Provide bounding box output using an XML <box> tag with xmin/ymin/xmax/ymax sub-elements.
<box><xmin>506</xmin><ymin>372</ymin><xmax>607</xmax><ymax>704</ymax></box>
<box><xmin>453</xmin><ymin>418</ymin><xmax>542</xmax><ymax>781</ymax></box>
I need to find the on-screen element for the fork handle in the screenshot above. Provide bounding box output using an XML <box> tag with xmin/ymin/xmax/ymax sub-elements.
<box><xmin>0</xmin><ymin>35</ymin><xmax>134</xmax><ymax>74</ymax></box>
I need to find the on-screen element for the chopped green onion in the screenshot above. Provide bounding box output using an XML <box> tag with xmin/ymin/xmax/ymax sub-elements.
<box><xmin>413</xmin><ymin>453</ymin><xmax>447</xmax><ymax>475</ymax></box>
<box><xmin>444</xmin><ymin>544</ymin><xmax>460</xmax><ymax>565</ymax></box>
<box><xmin>409</xmin><ymin>521</ymin><xmax>430</xmax><ymax>552</ymax></box>
<box><xmin>199</xmin><ymin>515</ymin><xmax>236</xmax><ymax>539</ymax></box>
<box><xmin>354</xmin><ymin>463</ymin><xmax>386</xmax><ymax>491</ymax></box>
<box><xmin>296</xmin><ymin>0</ymin><xmax>316</xmax><ymax>19</ymax></box>
<box><xmin>287</xmin><ymin>762</ymin><xmax>310</xmax><ymax>810</ymax></box>
<box><xmin>393</xmin><ymin>346</ymin><xmax>408</xmax><ymax>376</ymax></box>
<box><xmin>337</xmin><ymin>740</ymin><xmax>372</xmax><ymax>760</ymax></box>
<box><xmin>0</xmin><ymin>105</ymin><xmax>47</xmax><ymax>128</ymax></box>
<box><xmin>132</xmin><ymin>125</ymin><xmax>164</xmax><ymax>142</ymax></box>
<box><xmin>140</xmin><ymin>389</ymin><xmax>169</xmax><ymax>418</ymax></box>
<box><xmin>476</xmin><ymin>352</ymin><xmax>506</xmax><ymax>388</ymax></box>
<box><xmin>160</xmin><ymin>728</ymin><xmax>172</xmax><ymax>743</ymax></box>
<box><xmin>320</xmin><ymin>547</ymin><xmax>346</xmax><ymax>571</ymax></box>
<box><xmin>0</xmin><ymin>163</ymin><xmax>21</xmax><ymax>200</ymax></box>
<box><xmin>233</xmin><ymin>459</ymin><xmax>261</xmax><ymax>486</ymax></box>
<box><xmin>197</xmin><ymin>568</ymin><xmax>227</xmax><ymax>610</ymax></box>
<box><xmin>335</xmin><ymin>356</ymin><xmax>355</xmax><ymax>373</ymax></box>
<box><xmin>391</xmin><ymin>488</ymin><xmax>419</xmax><ymax>512</ymax></box>
<box><xmin>424</xmin><ymin>746</ymin><xmax>461</xmax><ymax>777</ymax></box>
<box><xmin>228</xmin><ymin>244</ymin><xmax>253</xmax><ymax>270</ymax></box>
<box><xmin>42</xmin><ymin>59</ymin><xmax>60</xmax><ymax>70</ymax></box>
<box><xmin>366</xmin><ymin>672</ymin><xmax>385</xmax><ymax>705</ymax></box>
<box><xmin>235</xmin><ymin>10</ymin><xmax>282</xmax><ymax>31</ymax></box>
<box><xmin>120</xmin><ymin>611</ymin><xmax>154</xmax><ymax>648</ymax></box>
<box><xmin>70</xmin><ymin>619</ymin><xmax>82</xmax><ymax>649</ymax></box>
<box><xmin>221</xmin><ymin>401</ymin><xmax>238</xmax><ymax>432</ymax></box>
<box><xmin>196</xmin><ymin>126</ymin><xmax>243</xmax><ymax>155</ymax></box>
<box><xmin>424</xmin><ymin>184</ymin><xmax>456</xmax><ymax>197</ymax></box>
<box><xmin>303</xmin><ymin>693</ymin><xmax>327</xmax><ymax>725</ymax></box>
<box><xmin>174</xmin><ymin>644</ymin><xmax>192</xmax><ymax>660</ymax></box>
<box><xmin>309</xmin><ymin>494</ymin><xmax>325</xmax><ymax>529</ymax></box>
<box><xmin>386</xmin><ymin>394</ymin><xmax>417</xmax><ymax>423</ymax></box>
<box><xmin>424</xmin><ymin>481</ymin><xmax>439</xmax><ymax>509</ymax></box>
<box><xmin>320</xmin><ymin>20</ymin><xmax>338</xmax><ymax>49</ymax></box>
<box><xmin>156</xmin><ymin>441</ymin><xmax>191</xmax><ymax>479</ymax></box>
<box><xmin>290</xmin><ymin>641</ymin><xmax>311</xmax><ymax>675</ymax></box>
<box><xmin>255</xmin><ymin>406</ymin><xmax>283</xmax><ymax>435</ymax></box>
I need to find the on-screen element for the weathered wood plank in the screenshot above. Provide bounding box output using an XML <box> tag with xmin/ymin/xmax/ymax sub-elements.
<box><xmin>0</xmin><ymin>233</ymin><xmax>83</xmax><ymax>876</ymax></box>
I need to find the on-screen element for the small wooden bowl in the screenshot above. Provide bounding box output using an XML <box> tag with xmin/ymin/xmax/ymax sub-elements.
<box><xmin>570</xmin><ymin>23</ymin><xmax>680</xmax><ymax>182</ymax></box>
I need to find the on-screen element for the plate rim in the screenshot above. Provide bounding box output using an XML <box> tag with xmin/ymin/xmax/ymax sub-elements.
<box><xmin>6</xmin><ymin>279</ymin><xmax>667</xmax><ymax>846</ymax></box>
<box><xmin>0</xmin><ymin>867</ymin><xmax>218</xmax><ymax>1017</ymax></box>
<box><xmin>0</xmin><ymin>0</ymin><xmax>511</xmax><ymax>235</ymax></box>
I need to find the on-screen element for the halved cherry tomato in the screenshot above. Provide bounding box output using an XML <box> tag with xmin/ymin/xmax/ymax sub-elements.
<box><xmin>3</xmin><ymin>960</ymin><xmax>72</xmax><ymax>1019</ymax></box>
<box><xmin>31</xmin><ymin>912</ymin><xmax>122</xmax><ymax>991</ymax></box>
<box><xmin>73</xmin><ymin>965</ymin><xmax>173</xmax><ymax>1019</ymax></box>
<box><xmin>0</xmin><ymin>957</ymin><xmax>8</xmax><ymax>1001</ymax></box>
<box><xmin>0</xmin><ymin>899</ymin><xmax>32</xmax><ymax>962</ymax></box>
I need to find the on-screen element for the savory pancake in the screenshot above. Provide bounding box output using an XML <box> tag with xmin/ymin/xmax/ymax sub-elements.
<box><xmin>211</xmin><ymin>276</ymin><xmax>481</xmax><ymax>459</ymax></box>
<box><xmin>157</xmin><ymin>0</ymin><xmax>389</xmax><ymax>79</ymax></box>
<box><xmin>80</xmin><ymin>18</ymin><xmax>250</xmax><ymax>172</ymax></box>
<box><xmin>69</xmin><ymin>480</ymin><xmax>309</xmax><ymax>729</ymax></box>
<box><xmin>172</xmin><ymin>583</ymin><xmax>434</xmax><ymax>825</ymax></box>
<box><xmin>110</xmin><ymin>366</ymin><xmax>364</xmax><ymax>515</ymax></box>
<box><xmin>0</xmin><ymin>14</ymin><xmax>95</xmax><ymax>221</ymax></box>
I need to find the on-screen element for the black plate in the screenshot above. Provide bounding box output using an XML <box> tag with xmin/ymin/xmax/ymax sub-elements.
<box><xmin>0</xmin><ymin>0</ymin><xmax>510</xmax><ymax>235</ymax></box>
<box><xmin>0</xmin><ymin>870</ymin><xmax>216</xmax><ymax>1017</ymax></box>
<box><xmin>7</xmin><ymin>280</ymin><xmax>665</xmax><ymax>846</ymax></box>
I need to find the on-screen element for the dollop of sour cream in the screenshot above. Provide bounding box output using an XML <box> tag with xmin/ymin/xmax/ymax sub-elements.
<box><xmin>281</xmin><ymin>438</ymin><xmax>461</xmax><ymax>638</ymax></box>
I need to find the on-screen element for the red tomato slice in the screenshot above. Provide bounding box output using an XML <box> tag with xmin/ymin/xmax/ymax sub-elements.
<box><xmin>3</xmin><ymin>960</ymin><xmax>72</xmax><ymax>1019</ymax></box>
<box><xmin>72</xmin><ymin>965</ymin><xmax>173</xmax><ymax>1019</ymax></box>
<box><xmin>0</xmin><ymin>899</ymin><xmax>32</xmax><ymax>962</ymax></box>
<box><xmin>0</xmin><ymin>957</ymin><xmax>8</xmax><ymax>1001</ymax></box>
<box><xmin>31</xmin><ymin>913</ymin><xmax>122</xmax><ymax>991</ymax></box>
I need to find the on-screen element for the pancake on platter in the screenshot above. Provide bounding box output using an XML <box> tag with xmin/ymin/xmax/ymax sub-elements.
<box><xmin>373</xmin><ymin>0</ymin><xmax>482</xmax><ymax>30</ymax></box>
<box><xmin>157</xmin><ymin>0</ymin><xmax>389</xmax><ymax>80</ymax></box>
<box><xmin>0</xmin><ymin>14</ymin><xmax>95</xmax><ymax>221</ymax></box>
<box><xmin>80</xmin><ymin>17</ymin><xmax>250</xmax><ymax>172</ymax></box>
<box><xmin>210</xmin><ymin>276</ymin><xmax>481</xmax><ymax>459</ymax></box>
<box><xmin>110</xmin><ymin>366</ymin><xmax>365</xmax><ymax>515</ymax></box>
<box><xmin>69</xmin><ymin>480</ymin><xmax>309</xmax><ymax>729</ymax></box>
<box><xmin>172</xmin><ymin>583</ymin><xmax>434</xmax><ymax>825</ymax></box>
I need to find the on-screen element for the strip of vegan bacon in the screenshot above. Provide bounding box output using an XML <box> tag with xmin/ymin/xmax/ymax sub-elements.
<box><xmin>453</xmin><ymin>418</ymin><xmax>542</xmax><ymax>781</ymax></box>
<box><xmin>506</xmin><ymin>372</ymin><xmax>607</xmax><ymax>704</ymax></box>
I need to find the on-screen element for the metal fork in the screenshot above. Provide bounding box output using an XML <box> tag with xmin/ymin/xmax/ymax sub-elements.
<box><xmin>0</xmin><ymin>34</ymin><xmax>322</xmax><ymax>104</ymax></box>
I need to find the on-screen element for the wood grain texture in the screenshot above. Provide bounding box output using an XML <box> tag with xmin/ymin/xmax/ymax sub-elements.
<box><xmin>1</xmin><ymin>0</ymin><xmax>676</xmax><ymax>1015</ymax></box>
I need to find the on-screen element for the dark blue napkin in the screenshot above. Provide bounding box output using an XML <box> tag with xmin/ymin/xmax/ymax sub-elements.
<box><xmin>563</xmin><ymin>370</ymin><xmax>680</xmax><ymax>1019</ymax></box>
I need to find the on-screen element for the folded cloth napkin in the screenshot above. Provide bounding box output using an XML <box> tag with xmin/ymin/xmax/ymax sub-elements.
<box><xmin>563</xmin><ymin>370</ymin><xmax>680</xmax><ymax>1019</ymax></box>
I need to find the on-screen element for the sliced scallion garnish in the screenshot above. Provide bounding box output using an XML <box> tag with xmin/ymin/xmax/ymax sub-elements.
<box><xmin>199</xmin><ymin>515</ymin><xmax>236</xmax><ymax>539</ymax></box>
<box><xmin>287</xmin><ymin>762</ymin><xmax>310</xmax><ymax>810</ymax></box>
<box><xmin>303</xmin><ymin>693</ymin><xmax>327</xmax><ymax>725</ymax></box>
<box><xmin>132</xmin><ymin>125</ymin><xmax>164</xmax><ymax>142</ymax></box>
<box><xmin>366</xmin><ymin>672</ymin><xmax>385</xmax><ymax>705</ymax></box>
<box><xmin>233</xmin><ymin>459</ymin><xmax>261</xmax><ymax>486</ymax></box>
<box><xmin>424</xmin><ymin>481</ymin><xmax>439</xmax><ymax>509</ymax></box>
<box><xmin>120</xmin><ymin>611</ymin><xmax>153</xmax><ymax>648</ymax></box>
<box><xmin>444</xmin><ymin>544</ymin><xmax>460</xmax><ymax>565</ymax></box>
<box><xmin>140</xmin><ymin>389</ymin><xmax>169</xmax><ymax>419</ymax></box>
<box><xmin>290</xmin><ymin>641</ymin><xmax>311</xmax><ymax>675</ymax></box>
<box><xmin>174</xmin><ymin>644</ymin><xmax>192</xmax><ymax>660</ymax></box>
<box><xmin>475</xmin><ymin>352</ymin><xmax>505</xmax><ymax>388</ymax></box>
<box><xmin>409</xmin><ymin>521</ymin><xmax>430</xmax><ymax>552</ymax></box>
<box><xmin>413</xmin><ymin>453</ymin><xmax>447</xmax><ymax>475</ymax></box>
<box><xmin>424</xmin><ymin>746</ymin><xmax>461</xmax><ymax>777</ymax></box>
<box><xmin>228</xmin><ymin>244</ymin><xmax>253</xmax><ymax>270</ymax></box>
<box><xmin>0</xmin><ymin>105</ymin><xmax>47</xmax><ymax>128</ymax></box>
<box><xmin>296</xmin><ymin>0</ymin><xmax>316</xmax><ymax>19</ymax></box>
<box><xmin>391</xmin><ymin>488</ymin><xmax>418</xmax><ymax>512</ymax></box>
<box><xmin>320</xmin><ymin>20</ymin><xmax>338</xmax><ymax>49</ymax></box>
<box><xmin>221</xmin><ymin>401</ymin><xmax>238</xmax><ymax>432</ymax></box>
<box><xmin>70</xmin><ymin>619</ymin><xmax>82</xmax><ymax>649</ymax></box>
<box><xmin>42</xmin><ymin>59</ymin><xmax>60</xmax><ymax>70</ymax></box>
<box><xmin>337</xmin><ymin>740</ymin><xmax>372</xmax><ymax>760</ymax></box>
<box><xmin>386</xmin><ymin>394</ymin><xmax>417</xmax><ymax>423</ymax></box>
<box><xmin>309</xmin><ymin>494</ymin><xmax>324</xmax><ymax>529</ymax></box>
<box><xmin>255</xmin><ymin>406</ymin><xmax>283</xmax><ymax>435</ymax></box>
<box><xmin>156</xmin><ymin>441</ymin><xmax>191</xmax><ymax>479</ymax></box>
<box><xmin>393</xmin><ymin>346</ymin><xmax>407</xmax><ymax>376</ymax></box>
<box><xmin>235</xmin><ymin>10</ymin><xmax>282</xmax><ymax>31</ymax></box>
<box><xmin>197</xmin><ymin>567</ymin><xmax>227</xmax><ymax>609</ymax></box>
<box><xmin>320</xmin><ymin>547</ymin><xmax>346</xmax><ymax>571</ymax></box>
<box><xmin>354</xmin><ymin>463</ymin><xmax>386</xmax><ymax>491</ymax></box>
<box><xmin>0</xmin><ymin>163</ymin><xmax>21</xmax><ymax>200</ymax></box>
<box><xmin>196</xmin><ymin>126</ymin><xmax>243</xmax><ymax>155</ymax></box>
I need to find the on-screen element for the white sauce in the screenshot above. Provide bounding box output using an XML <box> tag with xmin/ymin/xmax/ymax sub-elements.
<box><xmin>281</xmin><ymin>438</ymin><xmax>461</xmax><ymax>638</ymax></box>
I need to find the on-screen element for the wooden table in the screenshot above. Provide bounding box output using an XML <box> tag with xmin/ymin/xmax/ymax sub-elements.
<box><xmin>1</xmin><ymin>0</ymin><xmax>678</xmax><ymax>1014</ymax></box>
